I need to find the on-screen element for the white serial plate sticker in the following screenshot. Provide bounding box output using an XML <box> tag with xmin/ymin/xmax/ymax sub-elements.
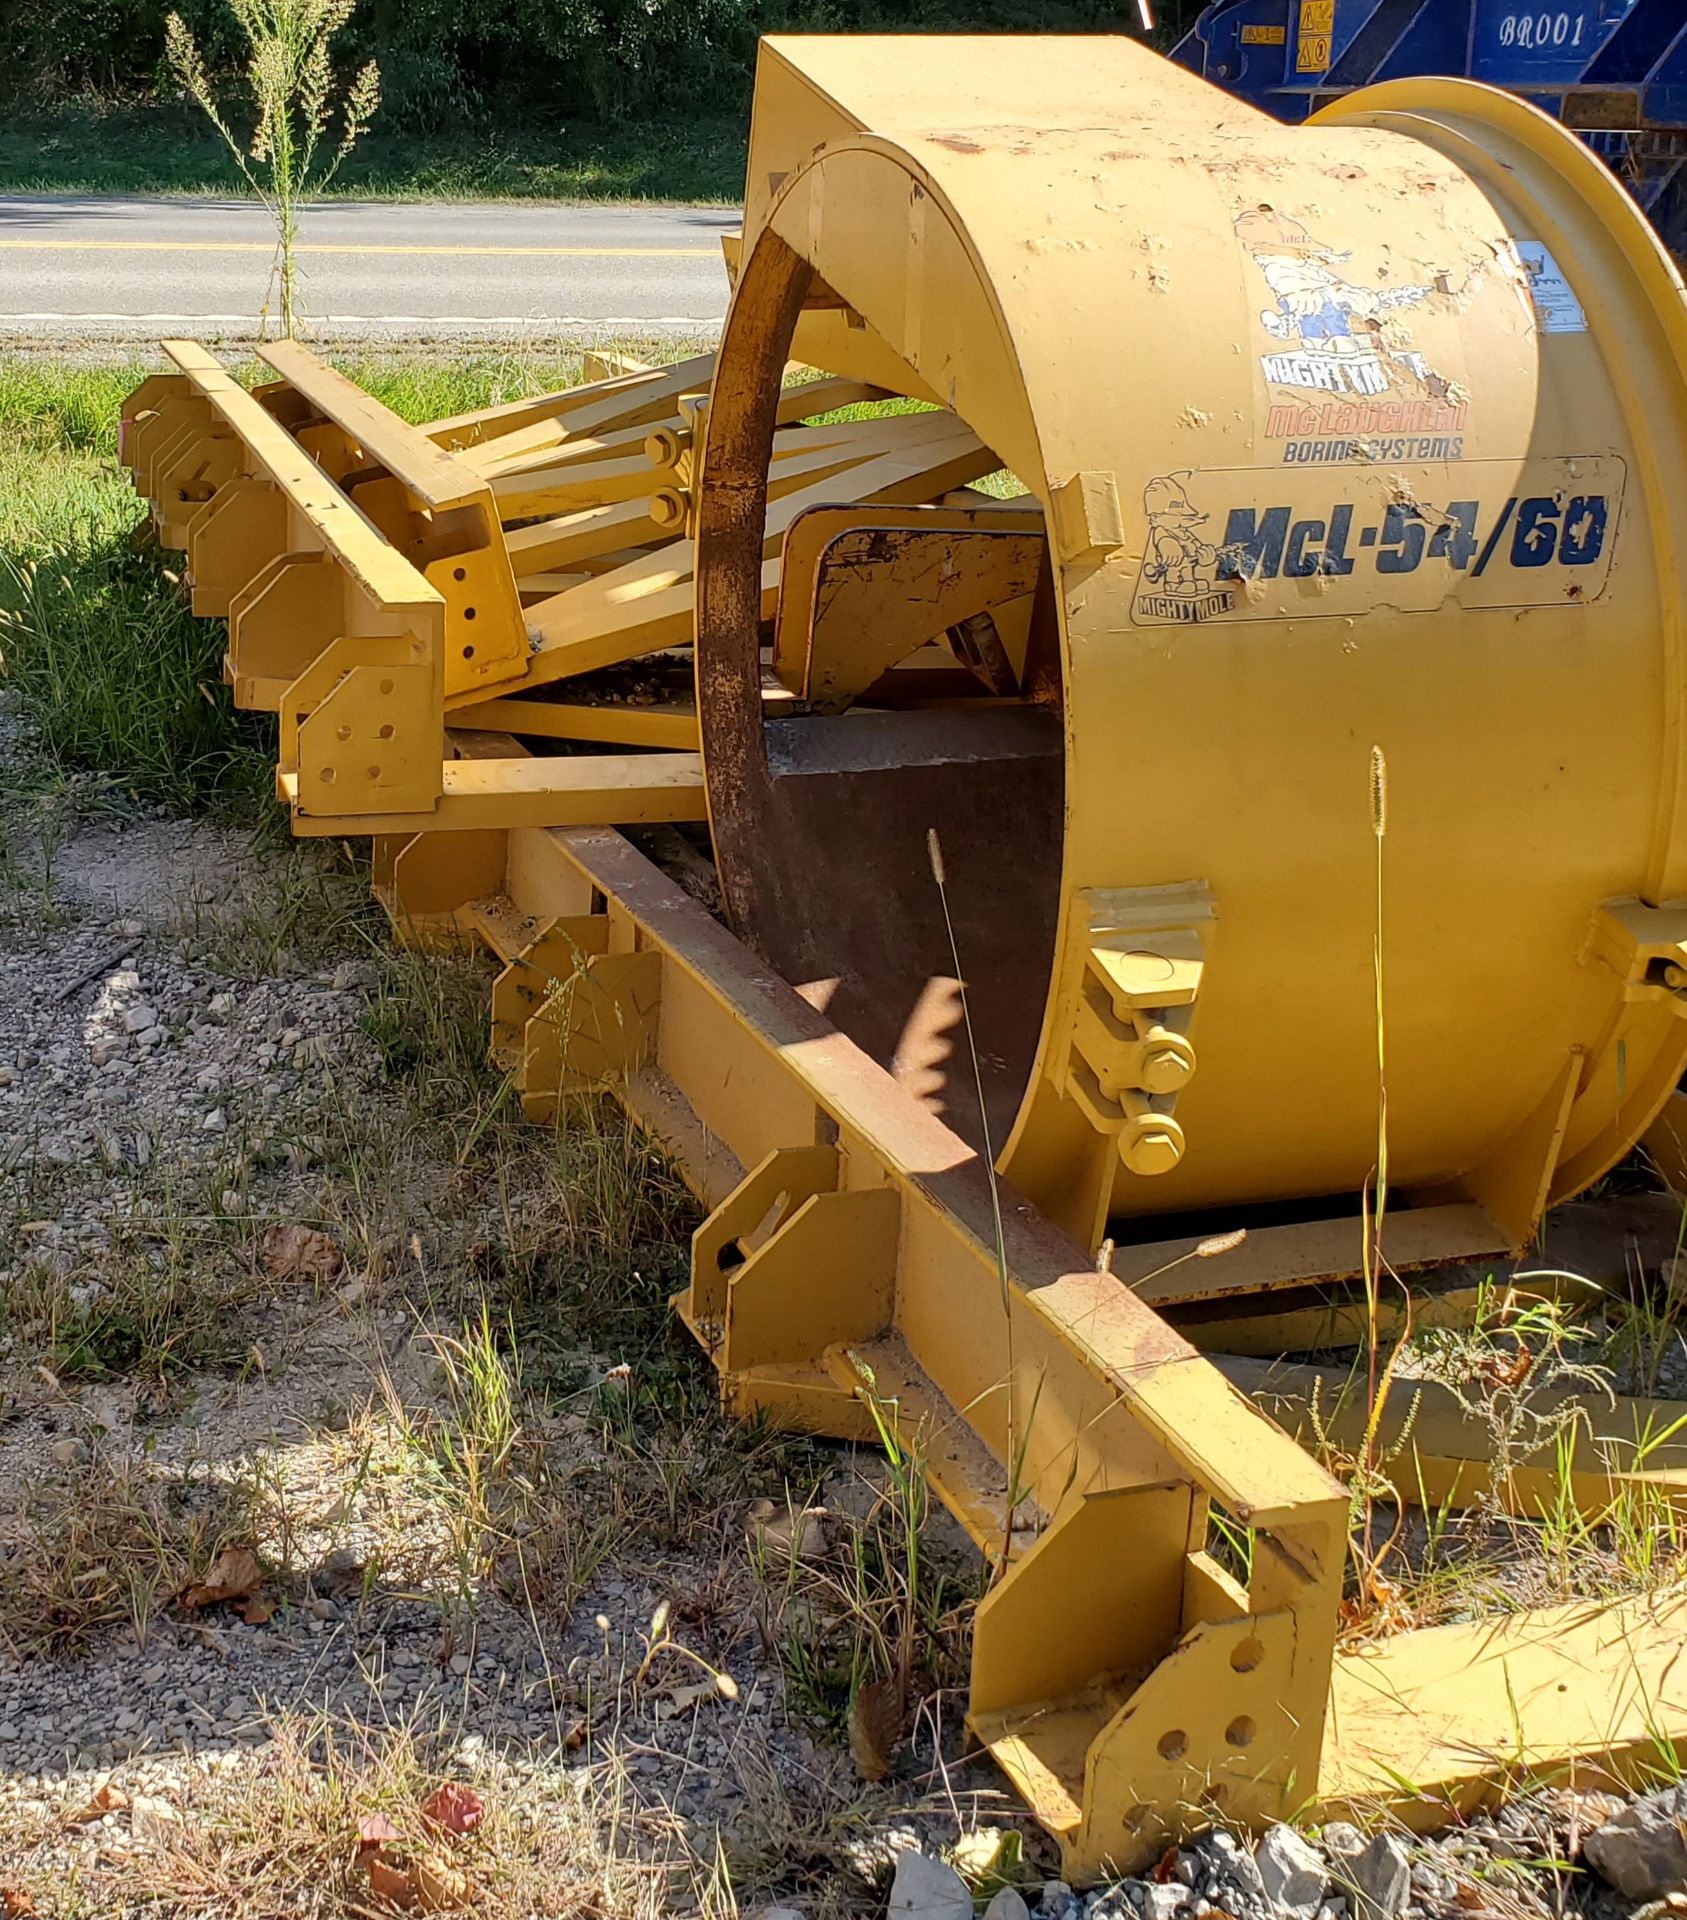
<box><xmin>1513</xmin><ymin>240</ymin><xmax>1588</xmax><ymax>335</ymax></box>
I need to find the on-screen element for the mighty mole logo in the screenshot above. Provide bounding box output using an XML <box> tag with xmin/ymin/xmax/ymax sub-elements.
<box><xmin>1235</xmin><ymin>206</ymin><xmax>1444</xmax><ymax>404</ymax></box>
<box><xmin>1135</xmin><ymin>473</ymin><xmax>1236</xmax><ymax>623</ymax></box>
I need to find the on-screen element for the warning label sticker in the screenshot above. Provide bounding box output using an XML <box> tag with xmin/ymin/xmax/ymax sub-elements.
<box><xmin>1512</xmin><ymin>241</ymin><xmax>1588</xmax><ymax>335</ymax></box>
<box><xmin>1297</xmin><ymin>0</ymin><xmax>1333</xmax><ymax>70</ymax></box>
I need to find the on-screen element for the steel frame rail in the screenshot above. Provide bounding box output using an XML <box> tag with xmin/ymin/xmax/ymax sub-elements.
<box><xmin>119</xmin><ymin>344</ymin><xmax>997</xmax><ymax>842</ymax></box>
<box><xmin>253</xmin><ymin>341</ymin><xmax>529</xmax><ymax>703</ymax></box>
<box><xmin>122</xmin><ymin>349</ymin><xmax>711</xmax><ymax>836</ymax></box>
<box><xmin>121</xmin><ymin>342</ymin><xmax>449</xmax><ymax>821</ymax></box>
<box><xmin>377</xmin><ymin>819</ymin><xmax>1687</xmax><ymax>1880</ymax></box>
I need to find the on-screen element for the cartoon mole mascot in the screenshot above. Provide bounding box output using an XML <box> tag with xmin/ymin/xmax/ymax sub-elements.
<box><xmin>1142</xmin><ymin>473</ymin><xmax>1219</xmax><ymax>597</ymax></box>
<box><xmin>1235</xmin><ymin>205</ymin><xmax>1432</xmax><ymax>359</ymax></box>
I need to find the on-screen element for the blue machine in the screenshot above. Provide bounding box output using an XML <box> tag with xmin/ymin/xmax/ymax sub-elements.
<box><xmin>1174</xmin><ymin>0</ymin><xmax>1687</xmax><ymax>256</ymax></box>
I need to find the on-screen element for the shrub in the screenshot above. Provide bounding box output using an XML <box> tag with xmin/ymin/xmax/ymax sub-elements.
<box><xmin>4</xmin><ymin>0</ymin><xmax>1209</xmax><ymax>133</ymax></box>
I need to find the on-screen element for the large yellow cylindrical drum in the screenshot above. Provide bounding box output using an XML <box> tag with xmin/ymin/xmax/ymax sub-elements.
<box><xmin>697</xmin><ymin>38</ymin><xmax>1687</xmax><ymax>1256</ymax></box>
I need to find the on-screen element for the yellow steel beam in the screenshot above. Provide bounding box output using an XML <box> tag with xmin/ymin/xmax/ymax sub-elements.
<box><xmin>1322</xmin><ymin>1592</ymin><xmax>1687</xmax><ymax>1827</ymax></box>
<box><xmin>513</xmin><ymin>571</ymin><xmax>594</xmax><ymax>599</ymax></box>
<box><xmin>142</xmin><ymin>345</ymin><xmax>423</xmax><ymax>617</ymax></box>
<box><xmin>1169</xmin><ymin>1193</ymin><xmax>1680</xmax><ymax>1356</ymax></box>
<box><xmin>771</xmin><ymin>374</ymin><xmax>894</xmax><ymax>423</ymax></box>
<box><xmin>134</xmin><ymin>344</ymin><xmax>449</xmax><ymax>822</ymax></box>
<box><xmin>466</xmin><ymin>375</ymin><xmax>889</xmax><ymax>481</ymax></box>
<box><xmin>487</xmin><ymin>409</ymin><xmax>924</xmax><ymax>522</ymax></box>
<box><xmin>1219</xmin><ymin>1353</ymin><xmax>1687</xmax><ymax>1518</ymax></box>
<box><xmin>278</xmin><ymin>752</ymin><xmax>706</xmax><ymax>836</ymax></box>
<box><xmin>129</xmin><ymin>348</ymin><xmax>452</xmax><ymax>736</ymax></box>
<box><xmin>523</xmin><ymin>557</ymin><xmax>776</xmax><ymax>683</ymax></box>
<box><xmin>1121</xmin><ymin>1207</ymin><xmax>1509</xmax><ymax>1310</ymax></box>
<box><xmin>258</xmin><ymin>339</ymin><xmax>497</xmax><ymax>510</ymax></box>
<box><xmin>503</xmin><ymin>498</ymin><xmax>667</xmax><ymax>576</ymax></box>
<box><xmin>490</xmin><ymin>446</ymin><xmax>686</xmax><ymax>519</ymax></box>
<box><xmin>448</xmin><ymin>697</ymin><xmax>700</xmax><ymax>751</ymax></box>
<box><xmin>364</xmin><ymin>815</ymin><xmax>1687</xmax><ymax>1881</ymax></box>
<box><xmin>1170</xmin><ymin>1272</ymin><xmax>1593</xmax><ymax>1359</ymax></box>
<box><xmin>772</xmin><ymin>502</ymin><xmax>1045</xmax><ymax>710</ymax></box>
<box><xmin>421</xmin><ymin>351</ymin><xmax>717</xmax><ymax>455</ymax></box>
<box><xmin>459</xmin><ymin>360</ymin><xmax>875</xmax><ymax>479</ymax></box>
<box><xmin>384</xmin><ymin>819</ymin><xmax>1349</xmax><ymax>1880</ymax></box>
<box><xmin>479</xmin><ymin>411</ymin><xmax>874</xmax><ymax>500</ymax></box>
<box><xmin>256</xmin><ymin>341</ymin><xmax>528</xmax><ymax>700</ymax></box>
<box><xmin>468</xmin><ymin>415</ymin><xmax>677</xmax><ymax>480</ymax></box>
<box><xmin>494</xmin><ymin>414</ymin><xmax>974</xmax><ymax>600</ymax></box>
<box><xmin>520</xmin><ymin>420</ymin><xmax>994</xmax><ymax>686</ymax></box>
<box><xmin>580</xmin><ymin>349</ymin><xmax>655</xmax><ymax>382</ymax></box>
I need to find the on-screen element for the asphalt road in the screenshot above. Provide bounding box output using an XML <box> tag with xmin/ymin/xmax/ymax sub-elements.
<box><xmin>0</xmin><ymin>194</ymin><xmax>738</xmax><ymax>340</ymax></box>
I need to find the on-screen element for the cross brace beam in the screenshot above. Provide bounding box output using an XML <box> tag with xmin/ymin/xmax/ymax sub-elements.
<box><xmin>376</xmin><ymin>821</ymin><xmax>1687</xmax><ymax>1881</ymax></box>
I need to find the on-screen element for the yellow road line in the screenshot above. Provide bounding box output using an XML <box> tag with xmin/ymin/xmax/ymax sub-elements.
<box><xmin>0</xmin><ymin>239</ymin><xmax>715</xmax><ymax>258</ymax></box>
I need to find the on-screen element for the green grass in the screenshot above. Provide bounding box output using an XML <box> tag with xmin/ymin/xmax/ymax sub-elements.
<box><xmin>0</xmin><ymin>350</ymin><xmax>604</xmax><ymax>821</ymax></box>
<box><xmin>0</xmin><ymin>360</ymin><xmax>273</xmax><ymax>820</ymax></box>
<box><xmin>0</xmin><ymin>100</ymin><xmax>747</xmax><ymax>202</ymax></box>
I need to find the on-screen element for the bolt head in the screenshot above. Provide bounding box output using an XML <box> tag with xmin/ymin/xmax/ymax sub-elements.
<box><xmin>1122</xmin><ymin>1124</ymin><xmax>1183</xmax><ymax>1177</ymax></box>
<box><xmin>1140</xmin><ymin>1046</ymin><xmax>1193</xmax><ymax>1094</ymax></box>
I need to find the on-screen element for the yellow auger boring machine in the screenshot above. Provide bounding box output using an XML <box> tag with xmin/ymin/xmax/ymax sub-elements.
<box><xmin>121</xmin><ymin>33</ymin><xmax>1687</xmax><ymax>1883</ymax></box>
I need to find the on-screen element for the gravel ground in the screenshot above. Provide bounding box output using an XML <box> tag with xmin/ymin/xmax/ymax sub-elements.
<box><xmin>0</xmin><ymin>799</ymin><xmax>926</xmax><ymax>1914</ymax></box>
<box><xmin>2</xmin><ymin>797</ymin><xmax>1686</xmax><ymax>1919</ymax></box>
